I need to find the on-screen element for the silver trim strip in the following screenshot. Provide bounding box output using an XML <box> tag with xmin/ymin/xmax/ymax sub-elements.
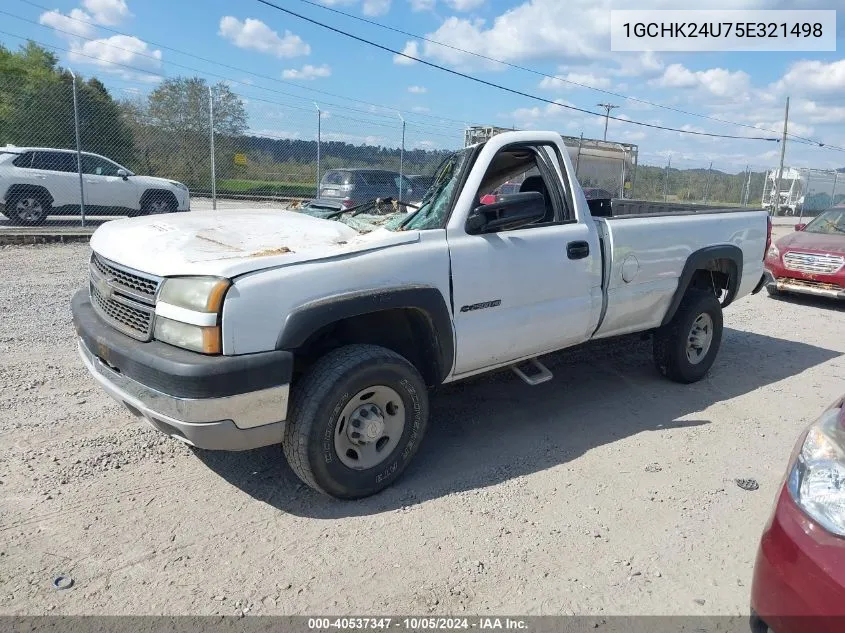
<box><xmin>78</xmin><ymin>338</ymin><xmax>289</xmax><ymax>429</ymax></box>
<box><xmin>155</xmin><ymin>302</ymin><xmax>219</xmax><ymax>327</ymax></box>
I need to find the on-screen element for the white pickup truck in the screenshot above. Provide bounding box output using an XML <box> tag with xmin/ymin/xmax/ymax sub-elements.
<box><xmin>71</xmin><ymin>131</ymin><xmax>771</xmax><ymax>499</ymax></box>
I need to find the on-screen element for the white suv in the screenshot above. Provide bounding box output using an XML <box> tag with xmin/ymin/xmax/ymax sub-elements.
<box><xmin>0</xmin><ymin>146</ymin><xmax>190</xmax><ymax>225</ymax></box>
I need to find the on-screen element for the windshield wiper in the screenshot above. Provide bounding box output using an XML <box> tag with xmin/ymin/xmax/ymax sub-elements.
<box><xmin>324</xmin><ymin>197</ymin><xmax>418</xmax><ymax>220</ymax></box>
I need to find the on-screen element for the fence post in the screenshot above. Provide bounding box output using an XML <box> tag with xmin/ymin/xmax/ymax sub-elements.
<box><xmin>208</xmin><ymin>86</ymin><xmax>217</xmax><ymax>210</ymax></box>
<box><xmin>314</xmin><ymin>103</ymin><xmax>321</xmax><ymax>198</ymax></box>
<box><xmin>69</xmin><ymin>69</ymin><xmax>86</xmax><ymax>227</ymax></box>
<box><xmin>398</xmin><ymin>113</ymin><xmax>405</xmax><ymax>199</ymax></box>
<box><xmin>574</xmin><ymin>133</ymin><xmax>583</xmax><ymax>178</ymax></box>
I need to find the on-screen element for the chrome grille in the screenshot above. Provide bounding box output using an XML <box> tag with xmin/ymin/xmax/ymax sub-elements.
<box><xmin>90</xmin><ymin>282</ymin><xmax>153</xmax><ymax>339</ymax></box>
<box><xmin>89</xmin><ymin>253</ymin><xmax>160</xmax><ymax>341</ymax></box>
<box><xmin>783</xmin><ymin>251</ymin><xmax>845</xmax><ymax>275</ymax></box>
<box><xmin>91</xmin><ymin>253</ymin><xmax>160</xmax><ymax>301</ymax></box>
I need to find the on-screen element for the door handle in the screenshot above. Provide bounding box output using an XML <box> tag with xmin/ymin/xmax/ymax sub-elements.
<box><xmin>567</xmin><ymin>241</ymin><xmax>590</xmax><ymax>260</ymax></box>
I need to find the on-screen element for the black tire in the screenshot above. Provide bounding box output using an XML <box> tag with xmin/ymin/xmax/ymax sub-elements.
<box><xmin>765</xmin><ymin>285</ymin><xmax>781</xmax><ymax>298</ymax></box>
<box><xmin>283</xmin><ymin>344</ymin><xmax>429</xmax><ymax>499</ymax></box>
<box><xmin>134</xmin><ymin>190</ymin><xmax>177</xmax><ymax>216</ymax></box>
<box><xmin>653</xmin><ymin>289</ymin><xmax>724</xmax><ymax>384</ymax></box>
<box><xmin>6</xmin><ymin>191</ymin><xmax>50</xmax><ymax>226</ymax></box>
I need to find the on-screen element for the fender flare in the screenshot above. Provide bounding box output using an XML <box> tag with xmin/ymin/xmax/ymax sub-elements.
<box><xmin>277</xmin><ymin>285</ymin><xmax>455</xmax><ymax>383</ymax></box>
<box><xmin>661</xmin><ymin>245</ymin><xmax>743</xmax><ymax>326</ymax></box>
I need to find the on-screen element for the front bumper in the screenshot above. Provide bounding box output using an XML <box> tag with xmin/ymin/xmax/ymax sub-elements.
<box><xmin>72</xmin><ymin>289</ymin><xmax>292</xmax><ymax>451</ymax></box>
<box><xmin>763</xmin><ymin>268</ymin><xmax>845</xmax><ymax>300</ymax></box>
<box><xmin>751</xmin><ymin>486</ymin><xmax>845</xmax><ymax>633</ymax></box>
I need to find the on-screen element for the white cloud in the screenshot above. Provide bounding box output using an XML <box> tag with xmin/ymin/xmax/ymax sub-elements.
<box><xmin>68</xmin><ymin>34</ymin><xmax>163</xmax><ymax>77</ymax></box>
<box><xmin>39</xmin><ymin>8</ymin><xmax>96</xmax><ymax>38</ymax></box>
<box><xmin>795</xmin><ymin>99</ymin><xmax>845</xmax><ymax>125</ymax></box>
<box><xmin>81</xmin><ymin>0</ymin><xmax>130</xmax><ymax>25</ymax></box>
<box><xmin>362</xmin><ymin>0</ymin><xmax>392</xmax><ymax>15</ymax></box>
<box><xmin>416</xmin><ymin>140</ymin><xmax>436</xmax><ymax>148</ymax></box>
<box><xmin>411</xmin><ymin>105</ymin><xmax>431</xmax><ymax>113</ymax></box>
<box><xmin>539</xmin><ymin>72</ymin><xmax>611</xmax><ymax>91</ymax></box>
<box><xmin>509</xmin><ymin>99</ymin><xmax>576</xmax><ymax>126</ymax></box>
<box><xmin>409</xmin><ymin>0</ymin><xmax>435</xmax><ymax>10</ymax></box>
<box><xmin>219</xmin><ymin>16</ymin><xmax>310</xmax><ymax>58</ymax></box>
<box><xmin>444</xmin><ymin>0</ymin><xmax>485</xmax><ymax>10</ymax></box>
<box><xmin>650</xmin><ymin>63</ymin><xmax>751</xmax><ymax>99</ymax></box>
<box><xmin>408</xmin><ymin>85</ymin><xmax>427</xmax><ymax>94</ymax></box>
<box><xmin>393</xmin><ymin>40</ymin><xmax>419</xmax><ymax>65</ymax></box>
<box><xmin>773</xmin><ymin>59</ymin><xmax>845</xmax><ymax>95</ymax></box>
<box><xmin>282</xmin><ymin>64</ymin><xmax>332</xmax><ymax>80</ymax></box>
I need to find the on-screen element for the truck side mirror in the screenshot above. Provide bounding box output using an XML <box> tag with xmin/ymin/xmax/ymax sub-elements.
<box><xmin>466</xmin><ymin>191</ymin><xmax>546</xmax><ymax>234</ymax></box>
<box><xmin>794</xmin><ymin>223</ymin><xmax>806</xmax><ymax>231</ymax></box>
<box><xmin>117</xmin><ymin>169</ymin><xmax>129</xmax><ymax>181</ymax></box>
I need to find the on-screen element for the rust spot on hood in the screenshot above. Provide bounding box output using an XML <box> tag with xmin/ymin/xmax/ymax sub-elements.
<box><xmin>251</xmin><ymin>246</ymin><xmax>293</xmax><ymax>257</ymax></box>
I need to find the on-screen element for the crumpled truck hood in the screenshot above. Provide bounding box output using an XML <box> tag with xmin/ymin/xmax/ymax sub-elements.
<box><xmin>89</xmin><ymin>209</ymin><xmax>419</xmax><ymax>278</ymax></box>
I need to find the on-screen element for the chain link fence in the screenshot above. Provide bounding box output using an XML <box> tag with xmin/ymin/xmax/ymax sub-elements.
<box><xmin>2</xmin><ymin>64</ymin><xmax>842</xmax><ymax>229</ymax></box>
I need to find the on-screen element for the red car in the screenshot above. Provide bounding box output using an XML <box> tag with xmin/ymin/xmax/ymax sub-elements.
<box><xmin>764</xmin><ymin>207</ymin><xmax>845</xmax><ymax>300</ymax></box>
<box><xmin>750</xmin><ymin>394</ymin><xmax>845</xmax><ymax>633</ymax></box>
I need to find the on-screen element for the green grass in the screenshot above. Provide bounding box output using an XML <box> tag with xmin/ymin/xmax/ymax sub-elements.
<box><xmin>217</xmin><ymin>179</ymin><xmax>315</xmax><ymax>198</ymax></box>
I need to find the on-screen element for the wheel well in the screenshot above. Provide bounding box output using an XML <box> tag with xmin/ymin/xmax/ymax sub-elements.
<box><xmin>4</xmin><ymin>184</ymin><xmax>53</xmax><ymax>206</ymax></box>
<box><xmin>687</xmin><ymin>258</ymin><xmax>736</xmax><ymax>303</ymax></box>
<box><xmin>140</xmin><ymin>189</ymin><xmax>178</xmax><ymax>208</ymax></box>
<box><xmin>291</xmin><ymin>308</ymin><xmax>443</xmax><ymax>387</ymax></box>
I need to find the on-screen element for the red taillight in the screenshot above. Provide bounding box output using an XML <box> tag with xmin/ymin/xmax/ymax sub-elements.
<box><xmin>764</xmin><ymin>215</ymin><xmax>772</xmax><ymax>260</ymax></box>
<box><xmin>342</xmin><ymin>197</ymin><xmax>353</xmax><ymax>209</ymax></box>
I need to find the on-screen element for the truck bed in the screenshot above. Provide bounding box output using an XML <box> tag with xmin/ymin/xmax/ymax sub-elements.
<box><xmin>588</xmin><ymin>197</ymin><xmax>759</xmax><ymax>218</ymax></box>
<box><xmin>590</xmin><ymin>204</ymin><xmax>768</xmax><ymax>341</ymax></box>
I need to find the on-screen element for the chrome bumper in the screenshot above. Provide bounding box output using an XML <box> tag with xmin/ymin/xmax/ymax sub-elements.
<box><xmin>765</xmin><ymin>271</ymin><xmax>845</xmax><ymax>300</ymax></box>
<box><xmin>78</xmin><ymin>338</ymin><xmax>287</xmax><ymax>451</ymax></box>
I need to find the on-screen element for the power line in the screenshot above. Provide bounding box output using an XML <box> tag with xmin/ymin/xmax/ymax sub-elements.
<box><xmin>0</xmin><ymin>12</ymin><xmax>466</xmax><ymax>136</ymax></box>
<box><xmin>251</xmin><ymin>0</ymin><xmax>779</xmax><ymax>142</ymax></box>
<box><xmin>10</xmin><ymin>0</ymin><xmax>475</xmax><ymax>131</ymax></box>
<box><xmin>286</xmin><ymin>0</ymin><xmax>832</xmax><ymax>147</ymax></box>
<box><xmin>0</xmin><ymin>30</ymin><xmax>463</xmax><ymax>141</ymax></box>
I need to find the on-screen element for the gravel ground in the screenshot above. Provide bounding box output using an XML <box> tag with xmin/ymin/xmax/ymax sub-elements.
<box><xmin>1</xmin><ymin>236</ymin><xmax>843</xmax><ymax>617</ymax></box>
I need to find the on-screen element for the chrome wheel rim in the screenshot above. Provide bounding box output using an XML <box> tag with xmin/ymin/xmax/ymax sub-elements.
<box><xmin>334</xmin><ymin>385</ymin><xmax>405</xmax><ymax>470</ymax></box>
<box><xmin>16</xmin><ymin>197</ymin><xmax>44</xmax><ymax>222</ymax></box>
<box><xmin>686</xmin><ymin>313</ymin><xmax>714</xmax><ymax>365</ymax></box>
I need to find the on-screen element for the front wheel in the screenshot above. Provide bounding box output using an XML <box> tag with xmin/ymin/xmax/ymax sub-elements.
<box><xmin>283</xmin><ymin>344</ymin><xmax>429</xmax><ymax>499</ymax></box>
<box><xmin>653</xmin><ymin>289</ymin><xmax>724</xmax><ymax>384</ymax></box>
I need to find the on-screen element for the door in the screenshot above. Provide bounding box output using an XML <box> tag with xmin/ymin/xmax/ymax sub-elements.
<box><xmin>31</xmin><ymin>151</ymin><xmax>80</xmax><ymax>208</ymax></box>
<box><xmin>447</xmin><ymin>142</ymin><xmax>600</xmax><ymax>376</ymax></box>
<box><xmin>81</xmin><ymin>154</ymin><xmax>136</xmax><ymax>211</ymax></box>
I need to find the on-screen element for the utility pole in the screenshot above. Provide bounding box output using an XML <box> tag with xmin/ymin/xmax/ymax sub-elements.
<box><xmin>208</xmin><ymin>86</ymin><xmax>217</xmax><ymax>210</ymax></box>
<box><xmin>597</xmin><ymin>103</ymin><xmax>619</xmax><ymax>141</ymax></box>
<box><xmin>574</xmin><ymin>133</ymin><xmax>583</xmax><ymax>178</ymax></box>
<box><xmin>703</xmin><ymin>161</ymin><xmax>713</xmax><ymax>203</ymax></box>
<box><xmin>69</xmin><ymin>69</ymin><xmax>85</xmax><ymax>226</ymax></box>
<box><xmin>663</xmin><ymin>155</ymin><xmax>671</xmax><ymax>202</ymax></box>
<box><xmin>773</xmin><ymin>96</ymin><xmax>790</xmax><ymax>215</ymax></box>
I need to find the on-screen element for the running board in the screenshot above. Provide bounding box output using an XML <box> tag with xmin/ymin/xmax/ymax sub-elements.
<box><xmin>511</xmin><ymin>358</ymin><xmax>553</xmax><ymax>386</ymax></box>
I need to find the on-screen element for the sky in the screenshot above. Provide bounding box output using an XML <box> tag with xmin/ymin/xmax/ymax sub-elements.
<box><xmin>2</xmin><ymin>0</ymin><xmax>845</xmax><ymax>173</ymax></box>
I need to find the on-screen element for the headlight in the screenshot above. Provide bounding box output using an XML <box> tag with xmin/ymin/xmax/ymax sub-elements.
<box><xmin>788</xmin><ymin>404</ymin><xmax>845</xmax><ymax>536</ymax></box>
<box><xmin>159</xmin><ymin>277</ymin><xmax>229</xmax><ymax>312</ymax></box>
<box><xmin>155</xmin><ymin>277</ymin><xmax>230</xmax><ymax>354</ymax></box>
<box><xmin>767</xmin><ymin>244</ymin><xmax>780</xmax><ymax>260</ymax></box>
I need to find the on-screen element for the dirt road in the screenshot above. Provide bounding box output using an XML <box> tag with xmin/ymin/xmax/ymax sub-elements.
<box><xmin>1</xmin><ymin>241</ymin><xmax>843</xmax><ymax>616</ymax></box>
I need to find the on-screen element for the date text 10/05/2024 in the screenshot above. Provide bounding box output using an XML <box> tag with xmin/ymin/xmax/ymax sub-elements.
<box><xmin>307</xmin><ymin>618</ymin><xmax>528</xmax><ymax>630</ymax></box>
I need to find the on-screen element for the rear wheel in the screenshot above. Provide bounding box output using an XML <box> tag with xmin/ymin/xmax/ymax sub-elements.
<box><xmin>653</xmin><ymin>289</ymin><xmax>724</xmax><ymax>384</ymax></box>
<box><xmin>7</xmin><ymin>192</ymin><xmax>50</xmax><ymax>226</ymax></box>
<box><xmin>283</xmin><ymin>344</ymin><xmax>429</xmax><ymax>499</ymax></box>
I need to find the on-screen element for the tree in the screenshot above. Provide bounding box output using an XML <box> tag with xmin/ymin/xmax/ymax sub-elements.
<box><xmin>143</xmin><ymin>77</ymin><xmax>247</xmax><ymax>186</ymax></box>
<box><xmin>0</xmin><ymin>42</ymin><xmax>133</xmax><ymax>164</ymax></box>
